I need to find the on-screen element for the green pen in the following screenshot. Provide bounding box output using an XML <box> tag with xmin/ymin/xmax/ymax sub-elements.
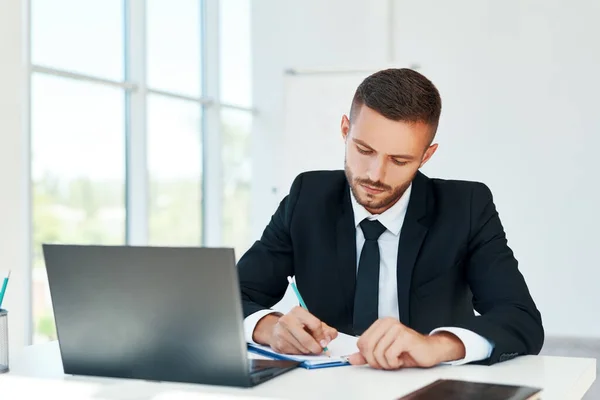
<box><xmin>287</xmin><ymin>276</ymin><xmax>331</xmax><ymax>356</ymax></box>
<box><xmin>0</xmin><ymin>270</ymin><xmax>11</xmax><ymax>309</ymax></box>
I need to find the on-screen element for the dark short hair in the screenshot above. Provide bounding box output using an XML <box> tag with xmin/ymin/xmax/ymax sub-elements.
<box><xmin>350</xmin><ymin>68</ymin><xmax>442</xmax><ymax>141</ymax></box>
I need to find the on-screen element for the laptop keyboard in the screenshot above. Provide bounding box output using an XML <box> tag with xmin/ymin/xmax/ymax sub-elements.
<box><xmin>249</xmin><ymin>359</ymin><xmax>276</xmax><ymax>373</ymax></box>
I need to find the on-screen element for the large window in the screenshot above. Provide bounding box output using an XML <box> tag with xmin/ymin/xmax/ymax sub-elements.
<box><xmin>31</xmin><ymin>0</ymin><xmax>124</xmax><ymax>81</ymax></box>
<box><xmin>30</xmin><ymin>0</ymin><xmax>253</xmax><ymax>343</ymax></box>
<box><xmin>221</xmin><ymin>109</ymin><xmax>252</xmax><ymax>257</ymax></box>
<box><xmin>220</xmin><ymin>0</ymin><xmax>253</xmax><ymax>259</ymax></box>
<box><xmin>147</xmin><ymin>95</ymin><xmax>203</xmax><ymax>245</ymax></box>
<box><xmin>147</xmin><ymin>0</ymin><xmax>202</xmax><ymax>97</ymax></box>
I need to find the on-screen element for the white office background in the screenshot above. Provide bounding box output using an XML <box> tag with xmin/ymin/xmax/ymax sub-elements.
<box><xmin>250</xmin><ymin>0</ymin><xmax>600</xmax><ymax>341</ymax></box>
<box><xmin>2</xmin><ymin>0</ymin><xmax>600</xmax><ymax>366</ymax></box>
<box><xmin>0</xmin><ymin>0</ymin><xmax>254</xmax><ymax>352</ymax></box>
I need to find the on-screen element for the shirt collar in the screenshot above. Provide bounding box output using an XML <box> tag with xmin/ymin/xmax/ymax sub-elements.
<box><xmin>350</xmin><ymin>183</ymin><xmax>412</xmax><ymax>236</ymax></box>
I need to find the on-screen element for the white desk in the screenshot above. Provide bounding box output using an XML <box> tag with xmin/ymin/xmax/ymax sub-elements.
<box><xmin>2</xmin><ymin>341</ymin><xmax>596</xmax><ymax>400</ymax></box>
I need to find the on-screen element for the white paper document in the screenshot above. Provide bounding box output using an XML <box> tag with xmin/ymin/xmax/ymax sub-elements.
<box><xmin>248</xmin><ymin>332</ymin><xmax>359</xmax><ymax>366</ymax></box>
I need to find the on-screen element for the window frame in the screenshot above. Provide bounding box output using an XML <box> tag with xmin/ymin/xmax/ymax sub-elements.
<box><xmin>25</xmin><ymin>0</ymin><xmax>256</xmax><ymax>344</ymax></box>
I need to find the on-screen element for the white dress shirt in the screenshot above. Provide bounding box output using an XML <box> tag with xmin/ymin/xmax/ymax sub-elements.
<box><xmin>244</xmin><ymin>184</ymin><xmax>493</xmax><ymax>365</ymax></box>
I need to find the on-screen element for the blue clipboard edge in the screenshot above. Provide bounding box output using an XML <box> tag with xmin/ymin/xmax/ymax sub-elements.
<box><xmin>247</xmin><ymin>344</ymin><xmax>351</xmax><ymax>369</ymax></box>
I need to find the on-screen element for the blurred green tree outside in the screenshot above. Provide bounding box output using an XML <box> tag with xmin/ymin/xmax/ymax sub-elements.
<box><xmin>31</xmin><ymin>119</ymin><xmax>252</xmax><ymax>342</ymax></box>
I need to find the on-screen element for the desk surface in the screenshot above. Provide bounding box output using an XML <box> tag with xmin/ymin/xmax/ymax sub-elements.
<box><xmin>2</xmin><ymin>341</ymin><xmax>596</xmax><ymax>400</ymax></box>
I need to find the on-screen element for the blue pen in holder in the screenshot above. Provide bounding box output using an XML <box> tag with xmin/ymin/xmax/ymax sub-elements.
<box><xmin>0</xmin><ymin>309</ymin><xmax>8</xmax><ymax>373</ymax></box>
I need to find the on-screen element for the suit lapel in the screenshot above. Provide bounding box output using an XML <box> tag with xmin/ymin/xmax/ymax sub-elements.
<box><xmin>336</xmin><ymin>185</ymin><xmax>357</xmax><ymax>318</ymax></box>
<box><xmin>396</xmin><ymin>172</ymin><xmax>433</xmax><ymax>326</ymax></box>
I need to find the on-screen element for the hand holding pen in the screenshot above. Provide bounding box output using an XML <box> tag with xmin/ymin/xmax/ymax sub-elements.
<box><xmin>286</xmin><ymin>276</ymin><xmax>333</xmax><ymax>356</ymax></box>
<box><xmin>251</xmin><ymin>276</ymin><xmax>337</xmax><ymax>356</ymax></box>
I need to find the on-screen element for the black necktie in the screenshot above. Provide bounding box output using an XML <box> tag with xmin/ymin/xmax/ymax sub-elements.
<box><xmin>353</xmin><ymin>219</ymin><xmax>387</xmax><ymax>336</ymax></box>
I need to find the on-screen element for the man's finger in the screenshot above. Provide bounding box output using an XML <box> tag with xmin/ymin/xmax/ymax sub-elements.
<box><xmin>348</xmin><ymin>352</ymin><xmax>366</xmax><ymax>365</ymax></box>
<box><xmin>373</xmin><ymin>325</ymin><xmax>400</xmax><ymax>370</ymax></box>
<box><xmin>293</xmin><ymin>308</ymin><xmax>325</xmax><ymax>337</ymax></box>
<box><xmin>272</xmin><ymin>339</ymin><xmax>301</xmax><ymax>355</ymax></box>
<box><xmin>385</xmin><ymin>335</ymin><xmax>409</xmax><ymax>368</ymax></box>
<box><xmin>277</xmin><ymin>326</ymin><xmax>312</xmax><ymax>354</ymax></box>
<box><xmin>290</xmin><ymin>307</ymin><xmax>322</xmax><ymax>330</ymax></box>
<box><xmin>357</xmin><ymin>320</ymin><xmax>395</xmax><ymax>369</ymax></box>
<box><xmin>276</xmin><ymin>317</ymin><xmax>313</xmax><ymax>354</ymax></box>
<box><xmin>287</xmin><ymin>319</ymin><xmax>324</xmax><ymax>354</ymax></box>
<box><xmin>387</xmin><ymin>347</ymin><xmax>405</xmax><ymax>369</ymax></box>
<box><xmin>322</xmin><ymin>323</ymin><xmax>338</xmax><ymax>342</ymax></box>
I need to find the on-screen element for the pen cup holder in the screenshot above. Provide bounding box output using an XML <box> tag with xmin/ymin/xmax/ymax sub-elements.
<box><xmin>0</xmin><ymin>309</ymin><xmax>8</xmax><ymax>373</ymax></box>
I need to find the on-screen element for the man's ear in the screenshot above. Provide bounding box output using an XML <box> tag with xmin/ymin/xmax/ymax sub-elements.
<box><xmin>341</xmin><ymin>114</ymin><xmax>350</xmax><ymax>141</ymax></box>
<box><xmin>420</xmin><ymin>143</ymin><xmax>438</xmax><ymax>168</ymax></box>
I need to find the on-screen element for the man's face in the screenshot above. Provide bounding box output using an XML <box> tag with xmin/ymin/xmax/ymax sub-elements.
<box><xmin>341</xmin><ymin>105</ymin><xmax>438</xmax><ymax>214</ymax></box>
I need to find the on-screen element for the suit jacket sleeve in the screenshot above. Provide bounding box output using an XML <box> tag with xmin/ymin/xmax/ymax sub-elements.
<box><xmin>457</xmin><ymin>183</ymin><xmax>544</xmax><ymax>365</ymax></box>
<box><xmin>236</xmin><ymin>174</ymin><xmax>303</xmax><ymax>318</ymax></box>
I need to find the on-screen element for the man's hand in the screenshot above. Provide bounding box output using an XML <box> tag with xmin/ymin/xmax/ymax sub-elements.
<box><xmin>348</xmin><ymin>317</ymin><xmax>466</xmax><ymax>370</ymax></box>
<box><xmin>253</xmin><ymin>306</ymin><xmax>338</xmax><ymax>355</ymax></box>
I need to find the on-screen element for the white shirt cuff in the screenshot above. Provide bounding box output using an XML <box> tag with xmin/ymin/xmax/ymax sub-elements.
<box><xmin>243</xmin><ymin>309</ymin><xmax>279</xmax><ymax>344</ymax></box>
<box><xmin>430</xmin><ymin>327</ymin><xmax>494</xmax><ymax>365</ymax></box>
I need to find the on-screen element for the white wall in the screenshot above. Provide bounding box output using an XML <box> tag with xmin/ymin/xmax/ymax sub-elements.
<box><xmin>251</xmin><ymin>0</ymin><xmax>600</xmax><ymax>337</ymax></box>
<box><xmin>392</xmin><ymin>0</ymin><xmax>600</xmax><ymax>339</ymax></box>
<box><xmin>0</xmin><ymin>0</ymin><xmax>31</xmax><ymax>360</ymax></box>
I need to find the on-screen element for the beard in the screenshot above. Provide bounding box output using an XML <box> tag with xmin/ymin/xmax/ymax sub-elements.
<box><xmin>344</xmin><ymin>160</ymin><xmax>411</xmax><ymax>213</ymax></box>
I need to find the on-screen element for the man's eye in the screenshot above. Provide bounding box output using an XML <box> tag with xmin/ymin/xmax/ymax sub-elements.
<box><xmin>392</xmin><ymin>159</ymin><xmax>408</xmax><ymax>166</ymax></box>
<box><xmin>357</xmin><ymin>147</ymin><xmax>372</xmax><ymax>154</ymax></box>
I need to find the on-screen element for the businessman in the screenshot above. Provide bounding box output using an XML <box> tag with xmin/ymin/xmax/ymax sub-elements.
<box><xmin>237</xmin><ymin>68</ymin><xmax>544</xmax><ymax>370</ymax></box>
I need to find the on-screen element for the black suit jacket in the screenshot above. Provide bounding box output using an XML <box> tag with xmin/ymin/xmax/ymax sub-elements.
<box><xmin>237</xmin><ymin>170</ymin><xmax>544</xmax><ymax>365</ymax></box>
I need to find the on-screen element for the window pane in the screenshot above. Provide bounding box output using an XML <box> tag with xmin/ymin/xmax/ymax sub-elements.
<box><xmin>31</xmin><ymin>0</ymin><xmax>124</xmax><ymax>80</ymax></box>
<box><xmin>221</xmin><ymin>109</ymin><xmax>252</xmax><ymax>259</ymax></box>
<box><xmin>147</xmin><ymin>0</ymin><xmax>201</xmax><ymax>97</ymax></box>
<box><xmin>219</xmin><ymin>0</ymin><xmax>252</xmax><ymax>107</ymax></box>
<box><xmin>147</xmin><ymin>95</ymin><xmax>203</xmax><ymax>245</ymax></box>
<box><xmin>31</xmin><ymin>74</ymin><xmax>126</xmax><ymax>343</ymax></box>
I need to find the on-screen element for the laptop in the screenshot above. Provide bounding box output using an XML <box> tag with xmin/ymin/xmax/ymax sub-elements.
<box><xmin>42</xmin><ymin>244</ymin><xmax>299</xmax><ymax>387</ymax></box>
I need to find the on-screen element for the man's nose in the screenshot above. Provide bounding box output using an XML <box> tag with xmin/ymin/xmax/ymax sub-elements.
<box><xmin>366</xmin><ymin>157</ymin><xmax>386</xmax><ymax>183</ymax></box>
